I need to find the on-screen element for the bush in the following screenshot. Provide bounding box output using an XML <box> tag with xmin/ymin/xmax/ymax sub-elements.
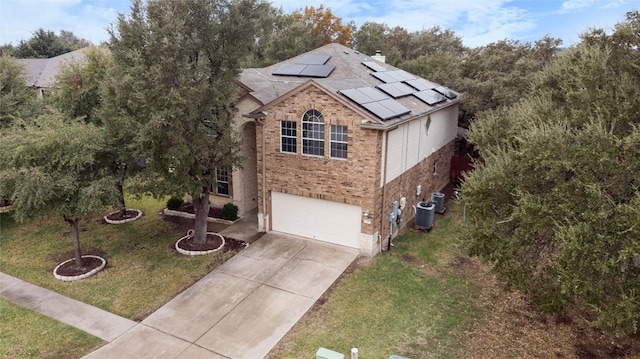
<box><xmin>166</xmin><ymin>196</ymin><xmax>184</xmax><ymax>210</ymax></box>
<box><xmin>221</xmin><ymin>203</ymin><xmax>238</xmax><ymax>221</ymax></box>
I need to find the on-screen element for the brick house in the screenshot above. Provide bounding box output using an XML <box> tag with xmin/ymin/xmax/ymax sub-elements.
<box><xmin>213</xmin><ymin>43</ymin><xmax>459</xmax><ymax>256</ymax></box>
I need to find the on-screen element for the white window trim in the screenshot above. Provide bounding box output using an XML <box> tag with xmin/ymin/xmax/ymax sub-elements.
<box><xmin>302</xmin><ymin>110</ymin><xmax>325</xmax><ymax>157</ymax></box>
<box><xmin>330</xmin><ymin>124</ymin><xmax>348</xmax><ymax>160</ymax></box>
<box><xmin>280</xmin><ymin>120</ymin><xmax>297</xmax><ymax>154</ymax></box>
<box><xmin>215</xmin><ymin>167</ymin><xmax>230</xmax><ymax>197</ymax></box>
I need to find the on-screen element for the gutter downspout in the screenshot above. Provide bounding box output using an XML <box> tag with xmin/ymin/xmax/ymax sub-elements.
<box><xmin>379</xmin><ymin>129</ymin><xmax>390</xmax><ymax>254</ymax></box>
<box><xmin>260</xmin><ymin>118</ymin><xmax>267</xmax><ymax>231</ymax></box>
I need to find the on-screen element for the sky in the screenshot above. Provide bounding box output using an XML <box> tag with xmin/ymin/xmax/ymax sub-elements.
<box><xmin>0</xmin><ymin>0</ymin><xmax>638</xmax><ymax>48</ymax></box>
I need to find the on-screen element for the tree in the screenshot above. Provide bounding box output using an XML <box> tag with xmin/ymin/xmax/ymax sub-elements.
<box><xmin>457</xmin><ymin>36</ymin><xmax>561</xmax><ymax>123</ymax></box>
<box><xmin>51</xmin><ymin>46</ymin><xmax>110</xmax><ymax>125</ymax></box>
<box><xmin>105</xmin><ymin>0</ymin><xmax>265</xmax><ymax>244</ymax></box>
<box><xmin>461</xmin><ymin>13</ymin><xmax>640</xmax><ymax>336</ymax></box>
<box><xmin>14</xmin><ymin>28</ymin><xmax>92</xmax><ymax>58</ymax></box>
<box><xmin>352</xmin><ymin>22</ymin><xmax>402</xmax><ymax>65</ymax></box>
<box><xmin>292</xmin><ymin>5</ymin><xmax>354</xmax><ymax>47</ymax></box>
<box><xmin>400</xmin><ymin>51</ymin><xmax>460</xmax><ymax>89</ymax></box>
<box><xmin>50</xmin><ymin>46</ymin><xmax>135</xmax><ymax>218</ymax></box>
<box><xmin>406</xmin><ymin>26</ymin><xmax>466</xmax><ymax>59</ymax></box>
<box><xmin>0</xmin><ymin>56</ymin><xmax>41</xmax><ymax>126</ymax></box>
<box><xmin>263</xmin><ymin>18</ymin><xmax>316</xmax><ymax>63</ymax></box>
<box><xmin>0</xmin><ymin>111</ymin><xmax>117</xmax><ymax>268</ymax></box>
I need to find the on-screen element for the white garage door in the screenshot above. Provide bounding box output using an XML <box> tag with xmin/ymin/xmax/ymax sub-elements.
<box><xmin>271</xmin><ymin>192</ymin><xmax>362</xmax><ymax>249</ymax></box>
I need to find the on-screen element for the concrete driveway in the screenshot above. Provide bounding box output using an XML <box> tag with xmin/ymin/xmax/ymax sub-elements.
<box><xmin>83</xmin><ymin>232</ymin><xmax>359</xmax><ymax>359</ymax></box>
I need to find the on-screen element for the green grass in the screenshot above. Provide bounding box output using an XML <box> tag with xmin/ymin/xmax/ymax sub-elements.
<box><xmin>0</xmin><ymin>298</ymin><xmax>104</xmax><ymax>359</ymax></box>
<box><xmin>0</xmin><ymin>195</ymin><xmax>236</xmax><ymax>320</ymax></box>
<box><xmin>268</xmin><ymin>201</ymin><xmax>480</xmax><ymax>359</ymax></box>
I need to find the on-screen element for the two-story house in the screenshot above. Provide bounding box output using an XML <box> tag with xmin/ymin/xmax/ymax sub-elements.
<box><xmin>213</xmin><ymin>43</ymin><xmax>459</xmax><ymax>256</ymax></box>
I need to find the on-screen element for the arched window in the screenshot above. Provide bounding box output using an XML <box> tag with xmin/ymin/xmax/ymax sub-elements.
<box><xmin>302</xmin><ymin>109</ymin><xmax>325</xmax><ymax>156</ymax></box>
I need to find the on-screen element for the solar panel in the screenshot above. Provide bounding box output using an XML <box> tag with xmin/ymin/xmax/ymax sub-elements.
<box><xmin>377</xmin><ymin>83</ymin><xmax>415</xmax><ymax>98</ymax></box>
<box><xmin>300</xmin><ymin>64</ymin><xmax>335</xmax><ymax>78</ymax></box>
<box><xmin>433</xmin><ymin>86</ymin><xmax>458</xmax><ymax>99</ymax></box>
<box><xmin>298</xmin><ymin>54</ymin><xmax>331</xmax><ymax>65</ymax></box>
<box><xmin>362</xmin><ymin>61</ymin><xmax>387</xmax><ymax>72</ymax></box>
<box><xmin>371</xmin><ymin>71</ymin><xmax>398</xmax><ymax>83</ymax></box>
<box><xmin>340</xmin><ymin>88</ymin><xmax>375</xmax><ymax>104</ymax></box>
<box><xmin>378</xmin><ymin>99</ymin><xmax>411</xmax><ymax>117</ymax></box>
<box><xmin>272</xmin><ymin>64</ymin><xmax>306</xmax><ymax>76</ymax></box>
<box><xmin>414</xmin><ymin>89</ymin><xmax>447</xmax><ymax>106</ymax></box>
<box><xmin>340</xmin><ymin>87</ymin><xmax>410</xmax><ymax>120</ymax></box>
<box><xmin>405</xmin><ymin>79</ymin><xmax>438</xmax><ymax>91</ymax></box>
<box><xmin>358</xmin><ymin>87</ymin><xmax>389</xmax><ymax>102</ymax></box>
<box><xmin>362</xmin><ymin>102</ymin><xmax>396</xmax><ymax>120</ymax></box>
<box><xmin>394</xmin><ymin>70</ymin><xmax>416</xmax><ymax>81</ymax></box>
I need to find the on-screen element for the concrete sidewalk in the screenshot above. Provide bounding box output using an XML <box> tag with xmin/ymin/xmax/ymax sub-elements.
<box><xmin>84</xmin><ymin>232</ymin><xmax>358</xmax><ymax>359</ymax></box>
<box><xmin>0</xmin><ymin>272</ymin><xmax>137</xmax><ymax>342</ymax></box>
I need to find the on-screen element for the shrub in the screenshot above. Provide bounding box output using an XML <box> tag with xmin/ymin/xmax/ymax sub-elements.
<box><xmin>166</xmin><ymin>196</ymin><xmax>184</xmax><ymax>210</ymax></box>
<box><xmin>221</xmin><ymin>203</ymin><xmax>238</xmax><ymax>221</ymax></box>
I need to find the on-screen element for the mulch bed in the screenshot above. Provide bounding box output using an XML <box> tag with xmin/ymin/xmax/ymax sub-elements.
<box><xmin>55</xmin><ymin>256</ymin><xmax>104</xmax><ymax>277</ymax></box>
<box><xmin>105</xmin><ymin>209</ymin><xmax>142</xmax><ymax>221</ymax></box>
<box><xmin>177</xmin><ymin>233</ymin><xmax>224</xmax><ymax>251</ymax></box>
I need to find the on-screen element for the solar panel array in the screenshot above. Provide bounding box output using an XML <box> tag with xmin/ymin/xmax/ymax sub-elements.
<box><xmin>273</xmin><ymin>54</ymin><xmax>335</xmax><ymax>78</ymax></box>
<box><xmin>339</xmin><ymin>88</ymin><xmax>410</xmax><ymax>121</ymax></box>
<box><xmin>354</xmin><ymin>60</ymin><xmax>458</xmax><ymax>117</ymax></box>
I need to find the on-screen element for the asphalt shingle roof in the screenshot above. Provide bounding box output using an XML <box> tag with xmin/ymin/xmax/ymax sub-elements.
<box><xmin>17</xmin><ymin>49</ymin><xmax>87</xmax><ymax>88</ymax></box>
<box><xmin>240</xmin><ymin>43</ymin><xmax>459</xmax><ymax>127</ymax></box>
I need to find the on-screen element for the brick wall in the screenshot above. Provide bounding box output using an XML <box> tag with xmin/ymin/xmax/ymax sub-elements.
<box><xmin>256</xmin><ymin>85</ymin><xmax>382</xmax><ymax>236</ymax></box>
<box><xmin>379</xmin><ymin>140</ymin><xmax>455</xmax><ymax>247</ymax></box>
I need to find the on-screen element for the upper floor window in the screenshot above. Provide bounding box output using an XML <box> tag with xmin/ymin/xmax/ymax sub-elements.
<box><xmin>302</xmin><ymin>109</ymin><xmax>325</xmax><ymax>156</ymax></box>
<box><xmin>281</xmin><ymin>121</ymin><xmax>297</xmax><ymax>153</ymax></box>
<box><xmin>330</xmin><ymin>125</ymin><xmax>348</xmax><ymax>159</ymax></box>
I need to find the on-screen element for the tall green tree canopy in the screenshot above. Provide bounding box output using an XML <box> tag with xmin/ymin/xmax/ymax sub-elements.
<box><xmin>461</xmin><ymin>12</ymin><xmax>640</xmax><ymax>336</ymax></box>
<box><xmin>104</xmin><ymin>0</ymin><xmax>266</xmax><ymax>243</ymax></box>
<box><xmin>0</xmin><ymin>111</ymin><xmax>117</xmax><ymax>268</ymax></box>
<box><xmin>0</xmin><ymin>56</ymin><xmax>41</xmax><ymax>126</ymax></box>
<box><xmin>51</xmin><ymin>46</ymin><xmax>111</xmax><ymax>125</ymax></box>
<box><xmin>456</xmin><ymin>36</ymin><xmax>562</xmax><ymax>123</ymax></box>
<box><xmin>12</xmin><ymin>28</ymin><xmax>92</xmax><ymax>58</ymax></box>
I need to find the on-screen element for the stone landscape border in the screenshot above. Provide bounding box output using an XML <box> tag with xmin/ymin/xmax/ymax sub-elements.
<box><xmin>0</xmin><ymin>204</ymin><xmax>14</xmax><ymax>214</ymax></box>
<box><xmin>104</xmin><ymin>209</ymin><xmax>143</xmax><ymax>224</ymax></box>
<box><xmin>175</xmin><ymin>231</ymin><xmax>225</xmax><ymax>256</ymax></box>
<box><xmin>53</xmin><ymin>255</ymin><xmax>107</xmax><ymax>282</ymax></box>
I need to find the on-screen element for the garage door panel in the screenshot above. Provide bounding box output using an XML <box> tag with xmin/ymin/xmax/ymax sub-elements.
<box><xmin>271</xmin><ymin>192</ymin><xmax>361</xmax><ymax>248</ymax></box>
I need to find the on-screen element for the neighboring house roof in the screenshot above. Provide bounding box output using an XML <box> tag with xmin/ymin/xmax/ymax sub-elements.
<box><xmin>240</xmin><ymin>43</ymin><xmax>459</xmax><ymax>129</ymax></box>
<box><xmin>17</xmin><ymin>49</ymin><xmax>87</xmax><ymax>88</ymax></box>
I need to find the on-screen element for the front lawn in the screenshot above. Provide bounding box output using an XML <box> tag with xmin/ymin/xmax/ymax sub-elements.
<box><xmin>0</xmin><ymin>195</ymin><xmax>236</xmax><ymax>320</ymax></box>
<box><xmin>0</xmin><ymin>298</ymin><xmax>104</xmax><ymax>358</ymax></box>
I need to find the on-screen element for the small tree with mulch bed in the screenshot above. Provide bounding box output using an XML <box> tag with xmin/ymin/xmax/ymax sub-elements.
<box><xmin>0</xmin><ymin>111</ymin><xmax>118</xmax><ymax>271</ymax></box>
